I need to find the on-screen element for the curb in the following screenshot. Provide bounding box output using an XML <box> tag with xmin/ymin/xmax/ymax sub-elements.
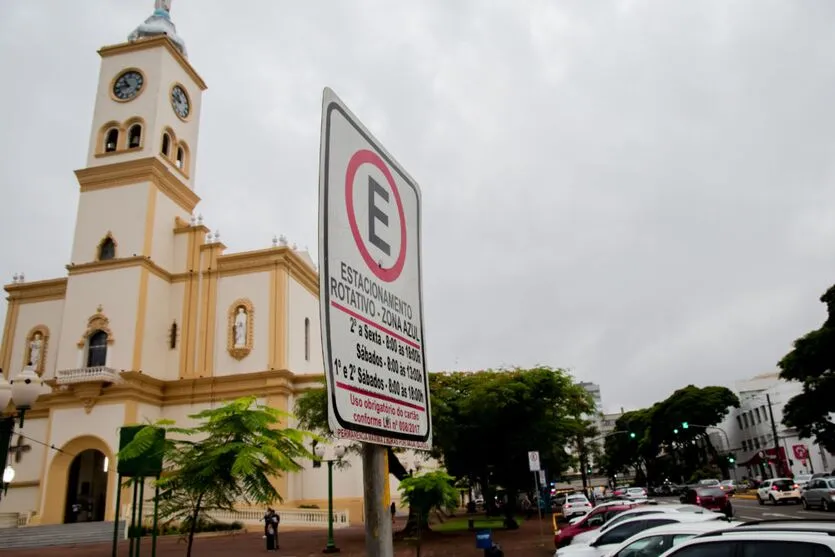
<box><xmin>734</xmin><ymin>494</ymin><xmax>757</xmax><ymax>500</ymax></box>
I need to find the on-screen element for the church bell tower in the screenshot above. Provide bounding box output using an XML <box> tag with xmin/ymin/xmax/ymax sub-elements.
<box><xmin>54</xmin><ymin>0</ymin><xmax>208</xmax><ymax>375</ymax></box>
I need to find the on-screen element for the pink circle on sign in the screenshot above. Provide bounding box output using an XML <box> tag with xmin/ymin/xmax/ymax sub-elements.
<box><xmin>345</xmin><ymin>149</ymin><xmax>407</xmax><ymax>283</ymax></box>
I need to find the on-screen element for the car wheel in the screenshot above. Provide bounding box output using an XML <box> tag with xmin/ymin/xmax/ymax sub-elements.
<box><xmin>757</xmin><ymin>495</ymin><xmax>764</xmax><ymax>506</ymax></box>
<box><xmin>824</xmin><ymin>500</ymin><xmax>831</xmax><ymax>512</ymax></box>
<box><xmin>802</xmin><ymin>498</ymin><xmax>809</xmax><ymax>510</ymax></box>
<box><xmin>770</xmin><ymin>495</ymin><xmax>777</xmax><ymax>505</ymax></box>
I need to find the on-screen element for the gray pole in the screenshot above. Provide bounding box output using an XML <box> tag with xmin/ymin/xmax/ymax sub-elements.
<box><xmin>766</xmin><ymin>395</ymin><xmax>783</xmax><ymax>476</ymax></box>
<box><xmin>362</xmin><ymin>443</ymin><xmax>393</xmax><ymax>557</ymax></box>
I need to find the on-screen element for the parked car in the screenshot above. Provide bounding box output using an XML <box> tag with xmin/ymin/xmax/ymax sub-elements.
<box><xmin>719</xmin><ymin>479</ymin><xmax>737</xmax><ymax>496</ymax></box>
<box><xmin>571</xmin><ymin>504</ymin><xmax>711</xmax><ymax>546</ymax></box>
<box><xmin>595</xmin><ymin>519</ymin><xmax>742</xmax><ymax>557</ymax></box>
<box><xmin>794</xmin><ymin>473</ymin><xmax>813</xmax><ymax>490</ymax></box>
<box><xmin>562</xmin><ymin>494</ymin><xmax>593</xmax><ymax>519</ymax></box>
<box><xmin>625</xmin><ymin>487</ymin><xmax>648</xmax><ymax>500</ymax></box>
<box><xmin>679</xmin><ymin>486</ymin><xmax>733</xmax><ymax>518</ymax></box>
<box><xmin>656</xmin><ymin>521</ymin><xmax>835</xmax><ymax>556</ymax></box>
<box><xmin>801</xmin><ymin>476</ymin><xmax>835</xmax><ymax>511</ymax></box>
<box><xmin>756</xmin><ymin>478</ymin><xmax>802</xmax><ymax>505</ymax></box>
<box><xmin>554</xmin><ymin>502</ymin><xmax>638</xmax><ymax>548</ymax></box>
<box><xmin>553</xmin><ymin>513</ymin><xmax>729</xmax><ymax>556</ymax></box>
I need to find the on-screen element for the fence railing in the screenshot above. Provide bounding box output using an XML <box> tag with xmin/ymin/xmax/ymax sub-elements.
<box><xmin>56</xmin><ymin>366</ymin><xmax>122</xmax><ymax>385</ymax></box>
<box><xmin>121</xmin><ymin>505</ymin><xmax>350</xmax><ymax>531</ymax></box>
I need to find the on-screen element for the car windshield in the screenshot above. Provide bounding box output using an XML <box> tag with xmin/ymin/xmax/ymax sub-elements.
<box><xmin>628</xmin><ymin>488</ymin><xmax>643</xmax><ymax>492</ymax></box>
<box><xmin>827</xmin><ymin>480</ymin><xmax>835</xmax><ymax>489</ymax></box>
<box><xmin>795</xmin><ymin>474</ymin><xmax>812</xmax><ymax>482</ymax></box>
<box><xmin>773</xmin><ymin>479</ymin><xmax>794</xmax><ymax>489</ymax></box>
<box><xmin>720</xmin><ymin>480</ymin><xmax>733</xmax><ymax>485</ymax></box>
<box><xmin>567</xmin><ymin>496</ymin><xmax>587</xmax><ymax>503</ymax></box>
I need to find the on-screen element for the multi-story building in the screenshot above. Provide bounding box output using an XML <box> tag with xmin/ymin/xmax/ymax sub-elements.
<box><xmin>719</xmin><ymin>373</ymin><xmax>835</xmax><ymax>479</ymax></box>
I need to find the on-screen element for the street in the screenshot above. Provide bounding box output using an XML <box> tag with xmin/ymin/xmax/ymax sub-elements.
<box><xmin>655</xmin><ymin>497</ymin><xmax>833</xmax><ymax>522</ymax></box>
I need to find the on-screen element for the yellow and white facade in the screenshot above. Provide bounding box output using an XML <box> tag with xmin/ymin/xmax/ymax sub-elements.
<box><xmin>0</xmin><ymin>4</ymin><xmax>385</xmax><ymax>526</ymax></box>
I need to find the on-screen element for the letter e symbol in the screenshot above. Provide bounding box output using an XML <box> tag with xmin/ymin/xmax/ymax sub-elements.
<box><xmin>368</xmin><ymin>176</ymin><xmax>391</xmax><ymax>256</ymax></box>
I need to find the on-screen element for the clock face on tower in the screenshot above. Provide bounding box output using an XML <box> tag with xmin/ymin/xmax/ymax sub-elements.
<box><xmin>112</xmin><ymin>70</ymin><xmax>144</xmax><ymax>101</ymax></box>
<box><xmin>171</xmin><ymin>85</ymin><xmax>191</xmax><ymax>120</ymax></box>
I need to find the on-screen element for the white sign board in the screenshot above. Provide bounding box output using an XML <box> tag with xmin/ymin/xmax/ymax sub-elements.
<box><xmin>539</xmin><ymin>470</ymin><xmax>546</xmax><ymax>485</ymax></box>
<box><xmin>528</xmin><ymin>451</ymin><xmax>540</xmax><ymax>472</ymax></box>
<box><xmin>318</xmin><ymin>87</ymin><xmax>431</xmax><ymax>450</ymax></box>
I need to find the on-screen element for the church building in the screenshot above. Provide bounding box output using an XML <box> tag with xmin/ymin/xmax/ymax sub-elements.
<box><xmin>0</xmin><ymin>2</ymin><xmax>390</xmax><ymax>527</ymax></box>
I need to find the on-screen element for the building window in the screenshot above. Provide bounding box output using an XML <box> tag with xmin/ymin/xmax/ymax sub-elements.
<box><xmin>743</xmin><ymin>414</ymin><xmax>749</xmax><ymax>428</ymax></box>
<box><xmin>161</xmin><ymin>133</ymin><xmax>171</xmax><ymax>156</ymax></box>
<box><xmin>128</xmin><ymin>124</ymin><xmax>142</xmax><ymax>148</ymax></box>
<box><xmin>98</xmin><ymin>236</ymin><xmax>116</xmax><ymax>261</ymax></box>
<box><xmin>736</xmin><ymin>416</ymin><xmax>743</xmax><ymax>430</ymax></box>
<box><xmin>304</xmin><ymin>318</ymin><xmax>310</xmax><ymax>361</ymax></box>
<box><xmin>762</xmin><ymin>405</ymin><xmax>769</xmax><ymax>421</ymax></box>
<box><xmin>755</xmin><ymin>408</ymin><xmax>762</xmax><ymax>423</ymax></box>
<box><xmin>176</xmin><ymin>147</ymin><xmax>185</xmax><ymax>169</ymax></box>
<box><xmin>753</xmin><ymin>438</ymin><xmax>760</xmax><ymax>449</ymax></box>
<box><xmin>104</xmin><ymin>129</ymin><xmax>119</xmax><ymax>152</ymax></box>
<box><xmin>86</xmin><ymin>331</ymin><xmax>108</xmax><ymax>367</ymax></box>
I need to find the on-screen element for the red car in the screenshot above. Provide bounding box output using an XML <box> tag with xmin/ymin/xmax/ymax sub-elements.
<box><xmin>680</xmin><ymin>486</ymin><xmax>733</xmax><ymax>518</ymax></box>
<box><xmin>554</xmin><ymin>503</ymin><xmax>637</xmax><ymax>548</ymax></box>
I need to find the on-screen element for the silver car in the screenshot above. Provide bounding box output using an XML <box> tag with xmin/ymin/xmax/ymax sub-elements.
<box><xmin>801</xmin><ymin>476</ymin><xmax>835</xmax><ymax>511</ymax></box>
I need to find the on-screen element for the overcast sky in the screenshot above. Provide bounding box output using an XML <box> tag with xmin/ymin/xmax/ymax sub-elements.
<box><xmin>2</xmin><ymin>1</ymin><xmax>835</xmax><ymax>413</ymax></box>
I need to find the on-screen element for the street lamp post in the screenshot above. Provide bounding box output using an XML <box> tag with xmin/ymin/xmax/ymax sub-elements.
<box><xmin>314</xmin><ymin>443</ymin><xmax>346</xmax><ymax>554</ymax></box>
<box><xmin>0</xmin><ymin>364</ymin><xmax>45</xmax><ymax>501</ymax></box>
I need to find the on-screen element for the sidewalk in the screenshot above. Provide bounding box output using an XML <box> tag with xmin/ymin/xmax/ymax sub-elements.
<box><xmin>0</xmin><ymin>514</ymin><xmax>556</xmax><ymax>556</ymax></box>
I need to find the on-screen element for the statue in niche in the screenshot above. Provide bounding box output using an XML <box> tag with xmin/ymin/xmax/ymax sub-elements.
<box><xmin>28</xmin><ymin>333</ymin><xmax>43</xmax><ymax>368</ymax></box>
<box><xmin>234</xmin><ymin>307</ymin><xmax>248</xmax><ymax>347</ymax></box>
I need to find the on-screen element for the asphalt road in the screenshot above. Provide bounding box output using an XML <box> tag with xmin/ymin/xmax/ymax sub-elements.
<box><xmin>654</xmin><ymin>496</ymin><xmax>834</xmax><ymax>522</ymax></box>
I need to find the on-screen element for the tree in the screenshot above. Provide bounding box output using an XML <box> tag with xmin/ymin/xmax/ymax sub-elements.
<box><xmin>603</xmin><ymin>386</ymin><xmax>739</xmax><ymax>484</ymax></box>
<box><xmin>118</xmin><ymin>396</ymin><xmax>315</xmax><ymax>557</ymax></box>
<box><xmin>430</xmin><ymin>367</ymin><xmax>593</xmax><ymax>528</ymax></box>
<box><xmin>296</xmin><ymin>367</ymin><xmax>589</xmax><ymax>531</ymax></box>
<box><xmin>398</xmin><ymin>471</ymin><xmax>459</xmax><ymax>555</ymax></box>
<box><xmin>779</xmin><ymin>284</ymin><xmax>835</xmax><ymax>453</ymax></box>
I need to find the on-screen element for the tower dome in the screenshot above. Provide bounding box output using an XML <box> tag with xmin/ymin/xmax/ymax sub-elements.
<box><xmin>127</xmin><ymin>0</ymin><xmax>187</xmax><ymax>57</ymax></box>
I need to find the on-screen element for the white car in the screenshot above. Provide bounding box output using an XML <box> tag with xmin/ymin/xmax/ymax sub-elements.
<box><xmin>553</xmin><ymin>513</ymin><xmax>729</xmax><ymax>557</ymax></box>
<box><xmin>656</xmin><ymin>523</ymin><xmax>835</xmax><ymax>556</ymax></box>
<box><xmin>625</xmin><ymin>487</ymin><xmax>647</xmax><ymax>500</ymax></box>
<box><xmin>795</xmin><ymin>473</ymin><xmax>813</xmax><ymax>490</ymax></box>
<box><xmin>571</xmin><ymin>505</ymin><xmax>710</xmax><ymax>546</ymax></box>
<box><xmin>756</xmin><ymin>477</ymin><xmax>801</xmax><ymax>505</ymax></box>
<box><xmin>600</xmin><ymin>520</ymin><xmax>742</xmax><ymax>557</ymax></box>
<box><xmin>563</xmin><ymin>494</ymin><xmax>593</xmax><ymax>518</ymax></box>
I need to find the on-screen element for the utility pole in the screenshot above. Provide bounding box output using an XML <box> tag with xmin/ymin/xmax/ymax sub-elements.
<box><xmin>766</xmin><ymin>394</ymin><xmax>784</xmax><ymax>476</ymax></box>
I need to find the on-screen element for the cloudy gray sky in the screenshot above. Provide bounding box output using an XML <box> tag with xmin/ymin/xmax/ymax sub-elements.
<box><xmin>2</xmin><ymin>0</ymin><xmax>835</xmax><ymax>413</ymax></box>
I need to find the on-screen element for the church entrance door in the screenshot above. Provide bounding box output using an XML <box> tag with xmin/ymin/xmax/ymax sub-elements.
<box><xmin>63</xmin><ymin>449</ymin><xmax>108</xmax><ymax>523</ymax></box>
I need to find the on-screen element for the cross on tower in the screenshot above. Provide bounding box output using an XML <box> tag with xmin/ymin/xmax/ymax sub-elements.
<box><xmin>8</xmin><ymin>435</ymin><xmax>31</xmax><ymax>464</ymax></box>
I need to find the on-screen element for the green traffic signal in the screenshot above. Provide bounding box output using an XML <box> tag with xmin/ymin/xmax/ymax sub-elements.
<box><xmin>629</xmin><ymin>432</ymin><xmax>636</xmax><ymax>439</ymax></box>
<box><xmin>728</xmin><ymin>455</ymin><xmax>736</xmax><ymax>463</ymax></box>
<box><xmin>682</xmin><ymin>422</ymin><xmax>689</xmax><ymax>429</ymax></box>
<box><xmin>673</xmin><ymin>428</ymin><xmax>679</xmax><ymax>434</ymax></box>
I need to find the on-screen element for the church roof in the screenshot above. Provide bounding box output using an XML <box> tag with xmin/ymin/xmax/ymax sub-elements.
<box><xmin>127</xmin><ymin>1</ymin><xmax>187</xmax><ymax>58</ymax></box>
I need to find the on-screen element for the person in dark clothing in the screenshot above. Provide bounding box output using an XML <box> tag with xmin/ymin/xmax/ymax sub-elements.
<box><xmin>264</xmin><ymin>508</ymin><xmax>279</xmax><ymax>551</ymax></box>
<box><xmin>390</xmin><ymin>501</ymin><xmax>396</xmax><ymax>524</ymax></box>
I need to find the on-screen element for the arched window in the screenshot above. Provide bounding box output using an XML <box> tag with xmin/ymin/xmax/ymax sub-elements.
<box><xmin>176</xmin><ymin>146</ymin><xmax>185</xmax><ymax>169</ymax></box>
<box><xmin>98</xmin><ymin>236</ymin><xmax>116</xmax><ymax>261</ymax></box>
<box><xmin>86</xmin><ymin>331</ymin><xmax>108</xmax><ymax>367</ymax></box>
<box><xmin>104</xmin><ymin>129</ymin><xmax>119</xmax><ymax>153</ymax></box>
<box><xmin>304</xmin><ymin>318</ymin><xmax>310</xmax><ymax>361</ymax></box>
<box><xmin>128</xmin><ymin>124</ymin><xmax>142</xmax><ymax>148</ymax></box>
<box><xmin>161</xmin><ymin>133</ymin><xmax>171</xmax><ymax>157</ymax></box>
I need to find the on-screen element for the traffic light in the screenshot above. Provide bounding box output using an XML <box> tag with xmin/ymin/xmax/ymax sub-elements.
<box><xmin>682</xmin><ymin>422</ymin><xmax>689</xmax><ymax>429</ymax></box>
<box><xmin>629</xmin><ymin>432</ymin><xmax>636</xmax><ymax>439</ymax></box>
<box><xmin>673</xmin><ymin>428</ymin><xmax>679</xmax><ymax>435</ymax></box>
<box><xmin>727</xmin><ymin>454</ymin><xmax>736</xmax><ymax>464</ymax></box>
